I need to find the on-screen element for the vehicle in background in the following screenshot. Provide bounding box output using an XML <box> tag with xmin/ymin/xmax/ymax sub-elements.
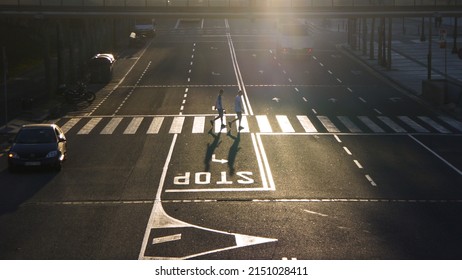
<box><xmin>276</xmin><ymin>18</ymin><xmax>314</xmax><ymax>58</ymax></box>
<box><xmin>134</xmin><ymin>18</ymin><xmax>156</xmax><ymax>38</ymax></box>
<box><xmin>7</xmin><ymin>124</ymin><xmax>67</xmax><ymax>172</ymax></box>
<box><xmin>88</xmin><ymin>53</ymin><xmax>115</xmax><ymax>84</ymax></box>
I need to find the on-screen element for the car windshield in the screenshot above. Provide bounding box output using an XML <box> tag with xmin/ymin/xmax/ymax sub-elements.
<box><xmin>15</xmin><ymin>128</ymin><xmax>56</xmax><ymax>144</ymax></box>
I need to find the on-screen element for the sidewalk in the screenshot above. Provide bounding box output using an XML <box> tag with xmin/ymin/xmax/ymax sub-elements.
<box><xmin>340</xmin><ymin>26</ymin><xmax>462</xmax><ymax>120</ymax></box>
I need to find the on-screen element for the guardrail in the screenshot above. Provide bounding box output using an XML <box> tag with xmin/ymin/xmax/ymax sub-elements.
<box><xmin>1</xmin><ymin>0</ymin><xmax>461</xmax><ymax>8</ymax></box>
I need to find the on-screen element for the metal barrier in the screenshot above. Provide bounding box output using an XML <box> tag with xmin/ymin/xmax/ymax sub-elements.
<box><xmin>1</xmin><ymin>0</ymin><xmax>461</xmax><ymax>8</ymax></box>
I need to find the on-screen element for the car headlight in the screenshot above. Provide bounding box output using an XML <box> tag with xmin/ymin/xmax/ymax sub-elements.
<box><xmin>46</xmin><ymin>151</ymin><xmax>59</xmax><ymax>158</ymax></box>
<box><xmin>8</xmin><ymin>152</ymin><xmax>19</xmax><ymax>159</ymax></box>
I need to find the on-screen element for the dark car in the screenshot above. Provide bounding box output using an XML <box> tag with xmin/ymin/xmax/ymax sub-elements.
<box><xmin>7</xmin><ymin>124</ymin><xmax>67</xmax><ymax>172</ymax></box>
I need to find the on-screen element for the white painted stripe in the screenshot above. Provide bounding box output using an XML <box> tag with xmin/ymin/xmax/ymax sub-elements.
<box><xmin>337</xmin><ymin>116</ymin><xmax>362</xmax><ymax>133</ymax></box>
<box><xmin>61</xmin><ymin>118</ymin><xmax>81</xmax><ymax>133</ymax></box>
<box><xmin>377</xmin><ymin>116</ymin><xmax>407</xmax><ymax>133</ymax></box>
<box><xmin>365</xmin><ymin>175</ymin><xmax>377</xmax><ymax>186</ymax></box>
<box><xmin>358</xmin><ymin>116</ymin><xmax>384</xmax><ymax>133</ymax></box>
<box><xmin>439</xmin><ymin>116</ymin><xmax>462</xmax><ymax>132</ymax></box>
<box><xmin>317</xmin><ymin>116</ymin><xmax>340</xmax><ymax>133</ymax></box>
<box><xmin>256</xmin><ymin>133</ymin><xmax>275</xmax><ymax>190</ymax></box>
<box><xmin>124</xmin><ymin>117</ymin><xmax>143</xmax><ymax>134</ymax></box>
<box><xmin>276</xmin><ymin>115</ymin><xmax>295</xmax><ymax>133</ymax></box>
<box><xmin>78</xmin><ymin>118</ymin><xmax>102</xmax><ymax>135</ymax></box>
<box><xmin>354</xmin><ymin>160</ymin><xmax>363</xmax><ymax>169</ymax></box>
<box><xmin>192</xmin><ymin>116</ymin><xmax>205</xmax><ymax>133</ymax></box>
<box><xmin>418</xmin><ymin>116</ymin><xmax>451</xmax><ymax>133</ymax></box>
<box><xmin>297</xmin><ymin>115</ymin><xmax>317</xmax><ymax>132</ymax></box>
<box><xmin>409</xmin><ymin>134</ymin><xmax>462</xmax><ymax>176</ymax></box>
<box><xmin>251</xmin><ymin>133</ymin><xmax>268</xmax><ymax>189</ymax></box>
<box><xmin>398</xmin><ymin>116</ymin><xmax>429</xmax><ymax>133</ymax></box>
<box><xmin>153</xmin><ymin>234</ymin><xmax>182</xmax><ymax>245</ymax></box>
<box><xmin>214</xmin><ymin>116</ymin><xmax>227</xmax><ymax>133</ymax></box>
<box><xmin>101</xmin><ymin>117</ymin><xmax>122</xmax><ymax>134</ymax></box>
<box><xmin>169</xmin><ymin>116</ymin><xmax>185</xmax><ymax>134</ymax></box>
<box><xmin>147</xmin><ymin>117</ymin><xmax>164</xmax><ymax>134</ymax></box>
<box><xmin>256</xmin><ymin>115</ymin><xmax>272</xmax><ymax>133</ymax></box>
<box><xmin>343</xmin><ymin>146</ymin><xmax>352</xmax><ymax>155</ymax></box>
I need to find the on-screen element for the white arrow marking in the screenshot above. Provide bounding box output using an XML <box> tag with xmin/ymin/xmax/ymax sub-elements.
<box><xmin>272</xmin><ymin>97</ymin><xmax>280</xmax><ymax>103</ymax></box>
<box><xmin>212</xmin><ymin>154</ymin><xmax>228</xmax><ymax>164</ymax></box>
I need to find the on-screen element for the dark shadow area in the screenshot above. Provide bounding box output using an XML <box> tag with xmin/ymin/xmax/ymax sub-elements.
<box><xmin>204</xmin><ymin>128</ymin><xmax>222</xmax><ymax>172</ymax></box>
<box><xmin>0</xmin><ymin>168</ymin><xmax>56</xmax><ymax>216</ymax></box>
<box><xmin>226</xmin><ymin>131</ymin><xmax>241</xmax><ymax>176</ymax></box>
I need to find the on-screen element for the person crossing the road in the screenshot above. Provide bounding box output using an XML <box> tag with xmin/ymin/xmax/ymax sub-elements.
<box><xmin>228</xmin><ymin>90</ymin><xmax>244</xmax><ymax>131</ymax></box>
<box><xmin>211</xmin><ymin>89</ymin><xmax>226</xmax><ymax>129</ymax></box>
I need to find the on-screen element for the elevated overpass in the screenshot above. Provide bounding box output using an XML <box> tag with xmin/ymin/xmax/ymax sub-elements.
<box><xmin>1</xmin><ymin>0</ymin><xmax>462</xmax><ymax>18</ymax></box>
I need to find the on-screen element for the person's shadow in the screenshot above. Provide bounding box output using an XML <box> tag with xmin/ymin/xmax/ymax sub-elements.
<box><xmin>227</xmin><ymin>131</ymin><xmax>241</xmax><ymax>176</ymax></box>
<box><xmin>204</xmin><ymin>128</ymin><xmax>222</xmax><ymax>172</ymax></box>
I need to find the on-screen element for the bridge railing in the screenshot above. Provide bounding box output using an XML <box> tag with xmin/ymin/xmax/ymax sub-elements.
<box><xmin>1</xmin><ymin>0</ymin><xmax>462</xmax><ymax>8</ymax></box>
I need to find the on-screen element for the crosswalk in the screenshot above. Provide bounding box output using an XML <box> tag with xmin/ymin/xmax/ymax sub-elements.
<box><xmin>56</xmin><ymin>115</ymin><xmax>462</xmax><ymax>136</ymax></box>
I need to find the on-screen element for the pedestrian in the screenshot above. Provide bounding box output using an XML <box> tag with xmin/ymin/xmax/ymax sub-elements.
<box><xmin>228</xmin><ymin>90</ymin><xmax>244</xmax><ymax>131</ymax></box>
<box><xmin>211</xmin><ymin>89</ymin><xmax>226</xmax><ymax>129</ymax></box>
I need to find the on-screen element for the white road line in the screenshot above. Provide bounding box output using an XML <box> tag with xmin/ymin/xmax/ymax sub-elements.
<box><xmin>317</xmin><ymin>116</ymin><xmax>340</xmax><ymax>133</ymax></box>
<box><xmin>377</xmin><ymin>116</ymin><xmax>407</xmax><ymax>133</ymax></box>
<box><xmin>61</xmin><ymin>118</ymin><xmax>81</xmax><ymax>133</ymax></box>
<box><xmin>256</xmin><ymin>133</ymin><xmax>275</xmax><ymax>190</ymax></box>
<box><xmin>409</xmin><ymin>134</ymin><xmax>462</xmax><ymax>176</ymax></box>
<box><xmin>101</xmin><ymin>117</ymin><xmax>122</xmax><ymax>134</ymax></box>
<box><xmin>238</xmin><ymin>116</ymin><xmax>250</xmax><ymax>133</ymax></box>
<box><xmin>77</xmin><ymin>118</ymin><xmax>102</xmax><ymax>135</ymax></box>
<box><xmin>338</xmin><ymin>116</ymin><xmax>362</xmax><ymax>133</ymax></box>
<box><xmin>343</xmin><ymin>146</ymin><xmax>352</xmax><ymax>155</ymax></box>
<box><xmin>192</xmin><ymin>116</ymin><xmax>205</xmax><ymax>133</ymax></box>
<box><xmin>398</xmin><ymin>116</ymin><xmax>429</xmax><ymax>133</ymax></box>
<box><xmin>256</xmin><ymin>115</ymin><xmax>272</xmax><ymax>133</ymax></box>
<box><xmin>147</xmin><ymin>117</ymin><xmax>164</xmax><ymax>134</ymax></box>
<box><xmin>365</xmin><ymin>175</ymin><xmax>377</xmax><ymax>186</ymax></box>
<box><xmin>439</xmin><ymin>116</ymin><xmax>462</xmax><ymax>132</ymax></box>
<box><xmin>276</xmin><ymin>115</ymin><xmax>295</xmax><ymax>133</ymax></box>
<box><xmin>153</xmin><ymin>234</ymin><xmax>182</xmax><ymax>245</ymax></box>
<box><xmin>418</xmin><ymin>116</ymin><xmax>451</xmax><ymax>133</ymax></box>
<box><xmin>297</xmin><ymin>115</ymin><xmax>317</xmax><ymax>132</ymax></box>
<box><xmin>169</xmin><ymin>117</ymin><xmax>185</xmax><ymax>134</ymax></box>
<box><xmin>124</xmin><ymin>117</ymin><xmax>143</xmax><ymax>134</ymax></box>
<box><xmin>354</xmin><ymin>160</ymin><xmax>363</xmax><ymax>169</ymax></box>
<box><xmin>358</xmin><ymin>116</ymin><xmax>385</xmax><ymax>133</ymax></box>
<box><xmin>214</xmin><ymin>116</ymin><xmax>227</xmax><ymax>133</ymax></box>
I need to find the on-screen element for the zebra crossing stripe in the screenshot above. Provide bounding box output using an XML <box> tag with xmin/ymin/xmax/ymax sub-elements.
<box><xmin>124</xmin><ymin>117</ymin><xmax>144</xmax><ymax>134</ymax></box>
<box><xmin>192</xmin><ymin>116</ymin><xmax>205</xmax><ymax>134</ymax></box>
<box><xmin>418</xmin><ymin>116</ymin><xmax>450</xmax><ymax>134</ymax></box>
<box><xmin>439</xmin><ymin>116</ymin><xmax>462</xmax><ymax>132</ymax></box>
<box><xmin>214</xmin><ymin>116</ymin><xmax>227</xmax><ymax>133</ymax></box>
<box><xmin>317</xmin><ymin>116</ymin><xmax>340</xmax><ymax>133</ymax></box>
<box><xmin>101</xmin><ymin>117</ymin><xmax>123</xmax><ymax>134</ymax></box>
<box><xmin>377</xmin><ymin>116</ymin><xmax>406</xmax><ymax>133</ymax></box>
<box><xmin>398</xmin><ymin>116</ymin><xmax>429</xmax><ymax>133</ymax></box>
<box><xmin>337</xmin><ymin>116</ymin><xmax>362</xmax><ymax>133</ymax></box>
<box><xmin>61</xmin><ymin>118</ymin><xmax>81</xmax><ymax>134</ymax></box>
<box><xmin>170</xmin><ymin>116</ymin><xmax>185</xmax><ymax>134</ymax></box>
<box><xmin>297</xmin><ymin>115</ymin><xmax>317</xmax><ymax>132</ymax></box>
<box><xmin>276</xmin><ymin>115</ymin><xmax>295</xmax><ymax>133</ymax></box>
<box><xmin>358</xmin><ymin>116</ymin><xmax>385</xmax><ymax>133</ymax></box>
<box><xmin>256</xmin><ymin>115</ymin><xmax>272</xmax><ymax>133</ymax></box>
<box><xmin>78</xmin><ymin>118</ymin><xmax>102</xmax><ymax>135</ymax></box>
<box><xmin>147</xmin><ymin>117</ymin><xmax>164</xmax><ymax>134</ymax></box>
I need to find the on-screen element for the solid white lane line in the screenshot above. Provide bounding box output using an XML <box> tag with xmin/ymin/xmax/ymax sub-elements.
<box><xmin>409</xmin><ymin>134</ymin><xmax>462</xmax><ymax>176</ymax></box>
<box><xmin>256</xmin><ymin>133</ymin><xmax>275</xmax><ymax>190</ymax></box>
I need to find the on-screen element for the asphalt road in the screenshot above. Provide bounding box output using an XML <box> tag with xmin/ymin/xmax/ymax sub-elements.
<box><xmin>1</xmin><ymin>18</ymin><xmax>462</xmax><ymax>260</ymax></box>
